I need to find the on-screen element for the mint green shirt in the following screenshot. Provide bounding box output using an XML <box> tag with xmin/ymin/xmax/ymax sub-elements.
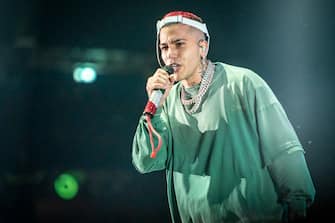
<box><xmin>132</xmin><ymin>62</ymin><xmax>315</xmax><ymax>223</ymax></box>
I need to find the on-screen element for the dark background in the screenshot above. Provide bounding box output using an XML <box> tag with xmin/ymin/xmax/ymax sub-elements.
<box><xmin>0</xmin><ymin>0</ymin><xmax>334</xmax><ymax>222</ymax></box>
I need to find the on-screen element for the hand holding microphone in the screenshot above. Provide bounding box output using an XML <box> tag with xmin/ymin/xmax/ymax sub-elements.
<box><xmin>144</xmin><ymin>65</ymin><xmax>174</xmax><ymax>116</ymax></box>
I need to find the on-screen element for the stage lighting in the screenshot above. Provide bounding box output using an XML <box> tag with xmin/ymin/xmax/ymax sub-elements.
<box><xmin>54</xmin><ymin>173</ymin><xmax>79</xmax><ymax>200</ymax></box>
<box><xmin>73</xmin><ymin>64</ymin><xmax>97</xmax><ymax>83</ymax></box>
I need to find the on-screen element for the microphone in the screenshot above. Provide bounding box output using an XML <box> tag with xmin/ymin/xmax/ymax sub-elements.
<box><xmin>143</xmin><ymin>65</ymin><xmax>174</xmax><ymax>117</ymax></box>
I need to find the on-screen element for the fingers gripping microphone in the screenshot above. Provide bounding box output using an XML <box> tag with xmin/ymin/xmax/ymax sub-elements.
<box><xmin>144</xmin><ymin>65</ymin><xmax>174</xmax><ymax>117</ymax></box>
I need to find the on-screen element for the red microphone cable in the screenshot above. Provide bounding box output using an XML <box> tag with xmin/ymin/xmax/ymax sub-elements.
<box><xmin>143</xmin><ymin>95</ymin><xmax>163</xmax><ymax>158</ymax></box>
<box><xmin>145</xmin><ymin>114</ymin><xmax>162</xmax><ymax>158</ymax></box>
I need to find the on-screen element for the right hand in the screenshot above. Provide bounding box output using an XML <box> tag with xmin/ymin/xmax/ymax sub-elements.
<box><xmin>146</xmin><ymin>68</ymin><xmax>175</xmax><ymax>106</ymax></box>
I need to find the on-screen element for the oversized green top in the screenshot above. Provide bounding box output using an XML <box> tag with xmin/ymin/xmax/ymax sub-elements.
<box><xmin>132</xmin><ymin>62</ymin><xmax>315</xmax><ymax>223</ymax></box>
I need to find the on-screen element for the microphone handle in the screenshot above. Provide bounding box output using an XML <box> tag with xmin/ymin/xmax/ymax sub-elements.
<box><xmin>143</xmin><ymin>89</ymin><xmax>163</xmax><ymax>117</ymax></box>
<box><xmin>149</xmin><ymin>89</ymin><xmax>163</xmax><ymax>108</ymax></box>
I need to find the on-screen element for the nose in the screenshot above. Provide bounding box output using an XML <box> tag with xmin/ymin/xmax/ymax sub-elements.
<box><xmin>167</xmin><ymin>46</ymin><xmax>177</xmax><ymax>61</ymax></box>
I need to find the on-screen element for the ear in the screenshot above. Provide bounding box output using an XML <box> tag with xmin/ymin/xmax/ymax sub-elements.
<box><xmin>199</xmin><ymin>40</ymin><xmax>209</xmax><ymax>58</ymax></box>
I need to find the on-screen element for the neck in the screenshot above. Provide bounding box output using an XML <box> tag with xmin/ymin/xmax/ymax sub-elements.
<box><xmin>181</xmin><ymin>75</ymin><xmax>201</xmax><ymax>88</ymax></box>
<box><xmin>182</xmin><ymin>59</ymin><xmax>208</xmax><ymax>88</ymax></box>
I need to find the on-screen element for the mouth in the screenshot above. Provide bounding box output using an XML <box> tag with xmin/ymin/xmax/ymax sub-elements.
<box><xmin>169</xmin><ymin>63</ymin><xmax>181</xmax><ymax>73</ymax></box>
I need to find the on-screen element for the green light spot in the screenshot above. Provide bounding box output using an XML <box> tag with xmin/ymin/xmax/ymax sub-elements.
<box><xmin>54</xmin><ymin>173</ymin><xmax>79</xmax><ymax>200</ymax></box>
<box><xmin>73</xmin><ymin>66</ymin><xmax>97</xmax><ymax>83</ymax></box>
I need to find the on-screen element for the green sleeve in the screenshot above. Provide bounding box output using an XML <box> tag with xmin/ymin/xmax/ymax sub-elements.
<box><xmin>250</xmin><ymin>74</ymin><xmax>315</xmax><ymax>219</ymax></box>
<box><xmin>254</xmin><ymin>79</ymin><xmax>303</xmax><ymax>167</ymax></box>
<box><xmin>268</xmin><ymin>150</ymin><xmax>316</xmax><ymax>221</ymax></box>
<box><xmin>132</xmin><ymin>107</ymin><xmax>171</xmax><ymax>173</ymax></box>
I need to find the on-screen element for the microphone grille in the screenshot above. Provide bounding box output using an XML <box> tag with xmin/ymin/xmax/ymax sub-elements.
<box><xmin>163</xmin><ymin>65</ymin><xmax>174</xmax><ymax>75</ymax></box>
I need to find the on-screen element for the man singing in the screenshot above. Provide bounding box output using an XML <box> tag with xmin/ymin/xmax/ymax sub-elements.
<box><xmin>132</xmin><ymin>11</ymin><xmax>315</xmax><ymax>223</ymax></box>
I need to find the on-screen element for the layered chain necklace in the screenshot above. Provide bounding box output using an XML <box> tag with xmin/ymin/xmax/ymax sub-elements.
<box><xmin>180</xmin><ymin>60</ymin><xmax>215</xmax><ymax>114</ymax></box>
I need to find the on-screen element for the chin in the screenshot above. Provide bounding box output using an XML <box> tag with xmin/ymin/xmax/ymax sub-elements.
<box><xmin>173</xmin><ymin>76</ymin><xmax>180</xmax><ymax>82</ymax></box>
<box><xmin>174</xmin><ymin>74</ymin><xmax>183</xmax><ymax>82</ymax></box>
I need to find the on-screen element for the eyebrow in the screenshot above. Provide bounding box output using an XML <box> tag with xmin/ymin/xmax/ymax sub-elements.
<box><xmin>160</xmin><ymin>38</ymin><xmax>187</xmax><ymax>46</ymax></box>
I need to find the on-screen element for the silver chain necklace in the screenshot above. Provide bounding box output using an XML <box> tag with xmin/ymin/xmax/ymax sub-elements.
<box><xmin>180</xmin><ymin>60</ymin><xmax>215</xmax><ymax>114</ymax></box>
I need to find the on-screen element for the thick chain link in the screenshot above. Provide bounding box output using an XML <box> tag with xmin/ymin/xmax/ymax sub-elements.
<box><xmin>180</xmin><ymin>60</ymin><xmax>215</xmax><ymax>114</ymax></box>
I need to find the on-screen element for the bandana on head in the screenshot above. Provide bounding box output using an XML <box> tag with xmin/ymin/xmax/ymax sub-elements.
<box><xmin>156</xmin><ymin>11</ymin><xmax>210</xmax><ymax>67</ymax></box>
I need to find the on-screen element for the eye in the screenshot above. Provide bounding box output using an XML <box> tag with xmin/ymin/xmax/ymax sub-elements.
<box><xmin>176</xmin><ymin>42</ymin><xmax>185</xmax><ymax>47</ymax></box>
<box><xmin>160</xmin><ymin>45</ymin><xmax>168</xmax><ymax>51</ymax></box>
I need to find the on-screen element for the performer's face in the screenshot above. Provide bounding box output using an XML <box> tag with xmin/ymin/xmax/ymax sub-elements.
<box><xmin>159</xmin><ymin>23</ymin><xmax>207</xmax><ymax>86</ymax></box>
